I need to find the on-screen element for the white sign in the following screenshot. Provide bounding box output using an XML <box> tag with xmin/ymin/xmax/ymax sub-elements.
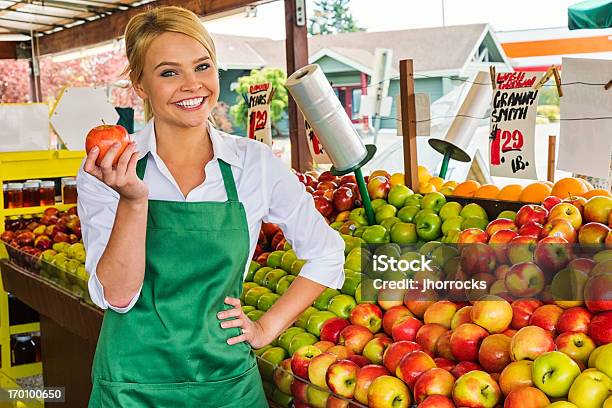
<box><xmin>558</xmin><ymin>57</ymin><xmax>612</xmax><ymax>180</ymax></box>
<box><xmin>0</xmin><ymin>103</ymin><xmax>49</xmax><ymax>151</ymax></box>
<box><xmin>247</xmin><ymin>83</ymin><xmax>272</xmax><ymax>146</ymax></box>
<box><xmin>305</xmin><ymin>120</ymin><xmax>331</xmax><ymax>164</ymax></box>
<box><xmin>395</xmin><ymin>93</ymin><xmax>431</xmax><ymax>136</ymax></box>
<box><xmin>489</xmin><ymin>72</ymin><xmax>540</xmax><ymax>179</ymax></box>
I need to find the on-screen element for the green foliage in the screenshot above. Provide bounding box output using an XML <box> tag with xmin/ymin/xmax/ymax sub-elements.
<box><xmin>229</xmin><ymin>68</ymin><xmax>288</xmax><ymax>136</ymax></box>
<box><xmin>309</xmin><ymin>0</ymin><xmax>365</xmax><ymax>36</ymax></box>
<box><xmin>537</xmin><ymin>105</ymin><xmax>560</xmax><ymax>122</ymax></box>
<box><xmin>538</xmin><ymin>85</ymin><xmax>560</xmax><ymax>106</ymax></box>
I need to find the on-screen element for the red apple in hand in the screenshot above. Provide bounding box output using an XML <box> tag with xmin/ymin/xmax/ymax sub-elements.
<box><xmin>85</xmin><ymin>124</ymin><xmax>130</xmax><ymax>166</ymax></box>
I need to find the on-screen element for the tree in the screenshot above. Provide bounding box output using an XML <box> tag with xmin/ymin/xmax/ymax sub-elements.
<box><xmin>309</xmin><ymin>0</ymin><xmax>365</xmax><ymax>36</ymax></box>
<box><xmin>230</xmin><ymin>68</ymin><xmax>288</xmax><ymax>138</ymax></box>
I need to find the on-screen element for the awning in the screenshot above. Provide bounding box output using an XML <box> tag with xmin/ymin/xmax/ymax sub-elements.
<box><xmin>568</xmin><ymin>0</ymin><xmax>612</xmax><ymax>30</ymax></box>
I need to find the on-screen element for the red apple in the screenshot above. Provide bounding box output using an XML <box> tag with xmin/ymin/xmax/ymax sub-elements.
<box><xmin>367</xmin><ymin>176</ymin><xmax>390</xmax><ymax>200</ymax></box>
<box><xmin>353</xmin><ymin>364</ymin><xmax>389</xmax><ymax>405</ymax></box>
<box><xmin>391</xmin><ymin>315</ymin><xmax>423</xmax><ymax>342</ymax></box>
<box><xmin>499</xmin><ymin>360</ymin><xmax>534</xmax><ymax>396</ymax></box>
<box><xmin>313</xmin><ymin>196</ymin><xmax>333</xmax><ymax>218</ymax></box>
<box><xmin>557</xmin><ymin>307</ymin><xmax>592</xmax><ymax>333</ymax></box>
<box><xmin>436</xmin><ymin>331</ymin><xmax>455</xmax><ymax>361</ymax></box>
<box><xmin>320</xmin><ymin>317</ymin><xmax>351</xmax><ymax>343</ymax></box>
<box><xmin>362</xmin><ymin>336</ymin><xmax>393</xmax><ymax>365</ymax></box>
<box><xmin>458</xmin><ymin>228</ymin><xmax>488</xmax><ymax>245</ymax></box>
<box><xmin>318</xmin><ymin>171</ymin><xmax>337</xmax><ymax>183</ymax></box>
<box><xmin>505</xmin><ymin>262</ymin><xmax>545</xmax><ymax>297</ymax></box>
<box><xmin>588</xmin><ymin>310</ymin><xmax>612</xmax><ymax>345</ymax></box>
<box><xmin>326</xmin><ymin>360</ymin><xmax>360</xmax><ymax>398</ymax></box>
<box><xmin>529</xmin><ymin>304</ymin><xmax>564</xmax><ymax>334</ymax></box>
<box><xmin>504</xmin><ymin>386</ymin><xmax>550</xmax><ymax>408</ymax></box>
<box><xmin>478</xmin><ymin>333</ymin><xmax>512</xmax><ymax>373</ymax></box>
<box><xmin>314</xmin><ymin>341</ymin><xmax>335</xmax><ymax>352</ymax></box>
<box><xmin>338</xmin><ymin>325</ymin><xmax>374</xmax><ymax>355</ymax></box>
<box><xmin>382</xmin><ymin>305</ymin><xmax>413</xmax><ymax>335</ymax></box>
<box><xmin>451</xmin><ymin>361</ymin><xmax>482</xmax><ymax>379</ymax></box>
<box><xmin>450</xmin><ymin>306</ymin><xmax>473</xmax><ymax>330</ymax></box>
<box><xmin>350</xmin><ymin>303</ymin><xmax>383</xmax><ymax>333</ymax></box>
<box><xmin>367</xmin><ymin>375</ymin><xmax>411</xmax><ymax>408</ymax></box>
<box><xmin>382</xmin><ymin>340</ymin><xmax>422</xmax><ymax>373</ymax></box>
<box><xmin>419</xmin><ymin>395</ymin><xmax>455</xmax><ymax>408</ymax></box>
<box><xmin>584</xmin><ymin>271</ymin><xmax>612</xmax><ymax>313</ymax></box>
<box><xmin>542</xmin><ymin>196</ymin><xmax>563</xmax><ymax>211</ymax></box>
<box><xmin>516</xmin><ymin>204</ymin><xmax>548</xmax><ymax>228</ymax></box>
<box><xmin>404</xmin><ymin>289</ymin><xmax>438</xmax><ymax>318</ymax></box>
<box><xmin>395</xmin><ymin>350</ymin><xmax>436</xmax><ymax>390</ymax></box>
<box><xmin>540</xmin><ymin>218</ymin><xmax>577</xmax><ymax>243</ymax></box>
<box><xmin>470</xmin><ymin>295</ymin><xmax>512</xmax><ymax>334</ymax></box>
<box><xmin>489</xmin><ymin>230</ymin><xmax>519</xmax><ymax>263</ymax></box>
<box><xmin>507</xmin><ymin>235</ymin><xmax>538</xmax><ymax>264</ymax></box>
<box><xmin>555</xmin><ymin>331</ymin><xmax>596</xmax><ymax>366</ymax></box>
<box><xmin>452</xmin><ymin>371</ymin><xmax>501</xmax><ymax>408</ymax></box>
<box><xmin>415</xmin><ymin>323</ymin><xmax>448</xmax><ymax>355</ymax></box>
<box><xmin>33</xmin><ymin>235</ymin><xmax>53</xmax><ymax>250</ymax></box>
<box><xmin>413</xmin><ymin>367</ymin><xmax>455</xmax><ymax>403</ymax></box>
<box><xmin>449</xmin><ymin>323</ymin><xmax>488</xmax><ymax>362</ymax></box>
<box><xmin>534</xmin><ymin>236</ymin><xmax>573</xmax><ymax>273</ymax></box>
<box><xmin>308</xmin><ymin>352</ymin><xmax>338</xmax><ymax>388</ymax></box>
<box><xmin>347</xmin><ymin>354</ymin><xmax>369</xmax><ymax>367</ymax></box>
<box><xmin>549</xmin><ymin>202</ymin><xmax>583</xmax><ymax>230</ymax></box>
<box><xmin>85</xmin><ymin>124</ymin><xmax>130</xmax><ymax>166</ymax></box>
<box><xmin>460</xmin><ymin>243</ymin><xmax>497</xmax><ymax>276</ymax></box>
<box><xmin>290</xmin><ymin>377</ymin><xmax>309</xmax><ymax>403</ymax></box>
<box><xmin>564</xmin><ymin>195</ymin><xmax>588</xmax><ymax>215</ymax></box>
<box><xmin>423</xmin><ymin>301</ymin><xmax>458</xmax><ymax>329</ymax></box>
<box><xmin>326</xmin><ymin>345</ymin><xmax>350</xmax><ymax>359</ymax></box>
<box><xmin>510</xmin><ymin>326</ymin><xmax>555</xmax><ymax>361</ymax></box>
<box><xmin>518</xmin><ymin>221</ymin><xmax>544</xmax><ymax>238</ymax></box>
<box><xmin>578</xmin><ymin>222</ymin><xmax>611</xmax><ymax>246</ymax></box>
<box><xmin>291</xmin><ymin>345</ymin><xmax>322</xmax><ymax>379</ymax></box>
<box><xmin>339</xmin><ymin>174</ymin><xmax>357</xmax><ymax>185</ymax></box>
<box><xmin>486</xmin><ymin>218</ymin><xmax>518</xmax><ymax>236</ymax></box>
<box><xmin>434</xmin><ymin>357</ymin><xmax>455</xmax><ymax>372</ymax></box>
<box><xmin>332</xmin><ymin>187</ymin><xmax>356</xmax><ymax>212</ymax></box>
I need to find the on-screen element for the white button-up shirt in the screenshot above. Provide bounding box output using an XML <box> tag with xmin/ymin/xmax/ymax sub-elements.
<box><xmin>77</xmin><ymin>121</ymin><xmax>345</xmax><ymax>313</ymax></box>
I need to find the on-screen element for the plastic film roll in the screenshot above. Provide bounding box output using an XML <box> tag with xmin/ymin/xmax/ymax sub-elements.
<box><xmin>286</xmin><ymin>64</ymin><xmax>367</xmax><ymax>171</ymax></box>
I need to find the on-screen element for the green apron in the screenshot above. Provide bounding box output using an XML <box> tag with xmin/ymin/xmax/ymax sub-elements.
<box><xmin>89</xmin><ymin>155</ymin><xmax>268</xmax><ymax>408</ymax></box>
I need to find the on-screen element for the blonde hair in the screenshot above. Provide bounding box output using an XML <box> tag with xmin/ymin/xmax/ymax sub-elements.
<box><xmin>123</xmin><ymin>6</ymin><xmax>217</xmax><ymax>121</ymax></box>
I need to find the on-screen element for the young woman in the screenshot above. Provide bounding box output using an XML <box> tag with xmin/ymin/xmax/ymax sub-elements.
<box><xmin>77</xmin><ymin>6</ymin><xmax>344</xmax><ymax>407</ymax></box>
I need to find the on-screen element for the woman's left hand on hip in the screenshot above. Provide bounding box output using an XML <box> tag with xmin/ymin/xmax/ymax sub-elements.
<box><xmin>217</xmin><ymin>297</ymin><xmax>270</xmax><ymax>349</ymax></box>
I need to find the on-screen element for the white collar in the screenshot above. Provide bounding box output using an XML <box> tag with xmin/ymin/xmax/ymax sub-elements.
<box><xmin>135</xmin><ymin>120</ymin><xmax>243</xmax><ymax>168</ymax></box>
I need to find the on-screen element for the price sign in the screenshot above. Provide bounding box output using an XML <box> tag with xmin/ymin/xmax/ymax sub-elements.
<box><xmin>489</xmin><ymin>72</ymin><xmax>540</xmax><ymax>179</ymax></box>
<box><xmin>305</xmin><ymin>120</ymin><xmax>331</xmax><ymax>164</ymax></box>
<box><xmin>247</xmin><ymin>83</ymin><xmax>273</xmax><ymax>146</ymax></box>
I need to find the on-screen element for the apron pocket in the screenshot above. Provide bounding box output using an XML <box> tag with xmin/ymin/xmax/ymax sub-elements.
<box><xmin>94</xmin><ymin>364</ymin><xmax>267</xmax><ymax>408</ymax></box>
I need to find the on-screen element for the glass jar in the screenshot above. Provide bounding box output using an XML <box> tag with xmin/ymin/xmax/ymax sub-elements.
<box><xmin>3</xmin><ymin>184</ymin><xmax>7</xmax><ymax>209</ymax></box>
<box><xmin>39</xmin><ymin>181</ymin><xmax>56</xmax><ymax>206</ymax></box>
<box><xmin>11</xmin><ymin>335</ymin><xmax>36</xmax><ymax>365</ymax></box>
<box><xmin>6</xmin><ymin>183</ymin><xmax>23</xmax><ymax>208</ymax></box>
<box><xmin>62</xmin><ymin>178</ymin><xmax>77</xmax><ymax>204</ymax></box>
<box><xmin>23</xmin><ymin>181</ymin><xmax>40</xmax><ymax>208</ymax></box>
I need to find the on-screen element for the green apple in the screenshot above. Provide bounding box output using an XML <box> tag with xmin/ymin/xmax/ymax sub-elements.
<box><xmin>354</xmin><ymin>226</ymin><xmax>366</xmax><ymax>237</ymax></box>
<box><xmin>276</xmin><ymin>275</ymin><xmax>295</xmax><ymax>294</ymax></box>
<box><xmin>430</xmin><ymin>244</ymin><xmax>458</xmax><ymax>268</ymax></box>
<box><xmin>291</xmin><ymin>259</ymin><xmax>306</xmax><ymax>276</ymax></box>
<box><xmin>382</xmin><ymin>269</ymin><xmax>406</xmax><ymax>283</ymax></box>
<box><xmin>241</xmin><ymin>305</ymin><xmax>256</xmax><ymax>315</ymax></box>
<box><xmin>445</xmin><ymin>229</ymin><xmax>461</xmax><ymax>244</ymax></box>
<box><xmin>380</xmin><ymin>216</ymin><xmax>401</xmax><ymax>231</ymax></box>
<box><xmin>288</xmin><ymin>332</ymin><xmax>319</xmax><ymax>355</ymax></box>
<box><xmin>349</xmin><ymin>208</ymin><xmax>369</xmax><ymax>226</ymax></box>
<box><xmin>388</xmin><ymin>185</ymin><xmax>413</xmax><ymax>208</ymax></box>
<box><xmin>344</xmin><ymin>236</ymin><xmax>365</xmax><ymax>255</ymax></box>
<box><xmin>258</xmin><ymin>347</ymin><xmax>287</xmax><ymax>380</ymax></box>
<box><xmin>246</xmin><ymin>309</ymin><xmax>265</xmax><ymax>321</ymax></box>
<box><xmin>340</xmin><ymin>272</ymin><xmax>361</xmax><ymax>296</ymax></box>
<box><xmin>257</xmin><ymin>292</ymin><xmax>281</xmax><ymax>311</ymax></box>
<box><xmin>355</xmin><ymin>279</ymin><xmax>377</xmax><ymax>304</ymax></box>
<box><xmin>595</xmin><ymin>343</ymin><xmax>612</xmax><ymax>378</ymax></box>
<box><xmin>280</xmin><ymin>250</ymin><xmax>297</xmax><ymax>272</ymax></box>
<box><xmin>244</xmin><ymin>286</ymin><xmax>271</xmax><ymax>307</ymax></box>
<box><xmin>376</xmin><ymin>204</ymin><xmax>398</xmax><ymax>224</ymax></box>
<box><xmin>568</xmin><ymin>370</ymin><xmax>612</xmax><ymax>408</ymax></box>
<box><xmin>245</xmin><ymin>261</ymin><xmax>261</xmax><ymax>282</ymax></box>
<box><xmin>306</xmin><ymin>310</ymin><xmax>336</xmax><ymax>337</ymax></box>
<box><xmin>345</xmin><ymin>253</ymin><xmax>362</xmax><ymax>273</ymax></box>
<box><xmin>253</xmin><ymin>345</ymin><xmax>273</xmax><ymax>356</ymax></box>
<box><xmin>266</xmin><ymin>250</ymin><xmax>285</xmax><ymax>268</ymax></box>
<box><xmin>371</xmin><ymin>199</ymin><xmax>387</xmax><ymax>212</ymax></box>
<box><xmin>419</xmin><ymin>241</ymin><xmax>441</xmax><ymax>256</ymax></box>
<box><xmin>253</xmin><ymin>266</ymin><xmax>273</xmax><ymax>285</ymax></box>
<box><xmin>390</xmin><ymin>222</ymin><xmax>418</xmax><ymax>245</ymax></box>
<box><xmin>52</xmin><ymin>242</ymin><xmax>70</xmax><ymax>253</ymax></box>
<box><xmin>278</xmin><ymin>326</ymin><xmax>306</xmax><ymax>352</ymax></box>
<box><xmin>362</xmin><ymin>225</ymin><xmax>390</xmax><ymax>244</ymax></box>
<box><xmin>327</xmin><ymin>294</ymin><xmax>356</xmax><ymax>319</ymax></box>
<box><xmin>263</xmin><ymin>269</ymin><xmax>287</xmax><ymax>291</ymax></box>
<box><xmin>545</xmin><ymin>402</ymin><xmax>578</xmax><ymax>407</ymax></box>
<box><xmin>460</xmin><ymin>203</ymin><xmax>488</xmax><ymax>220</ymax></box>
<box><xmin>241</xmin><ymin>282</ymin><xmax>259</xmax><ymax>302</ymax></box>
<box><xmin>330</xmin><ymin>221</ymin><xmax>343</xmax><ymax>230</ymax></box>
<box><xmin>313</xmin><ymin>288</ymin><xmax>341</xmax><ymax>310</ymax></box>
<box><xmin>532</xmin><ymin>351</ymin><xmax>581</xmax><ymax>397</ymax></box>
<box><xmin>397</xmin><ymin>205</ymin><xmax>420</xmax><ymax>223</ymax></box>
<box><xmin>404</xmin><ymin>193</ymin><xmax>423</xmax><ymax>208</ymax></box>
<box><xmin>415</xmin><ymin>208</ymin><xmax>437</xmax><ymax>224</ymax></box>
<box><xmin>439</xmin><ymin>201</ymin><xmax>463</xmax><ymax>221</ymax></box>
<box><xmin>271</xmin><ymin>389</ymin><xmax>293</xmax><ymax>408</ymax></box>
<box><xmin>306</xmin><ymin>385</ymin><xmax>329</xmax><ymax>408</ymax></box>
<box><xmin>421</xmin><ymin>192</ymin><xmax>447</xmax><ymax>212</ymax></box>
<box><xmin>442</xmin><ymin>216</ymin><xmax>464</xmax><ymax>235</ymax></box>
<box><xmin>461</xmin><ymin>216</ymin><xmax>489</xmax><ymax>230</ymax></box>
<box><xmin>295</xmin><ymin>306</ymin><xmax>317</xmax><ymax>329</ymax></box>
<box><xmin>417</xmin><ymin>213</ymin><xmax>442</xmax><ymax>242</ymax></box>
<box><xmin>498</xmin><ymin>210</ymin><xmax>517</xmax><ymax>221</ymax></box>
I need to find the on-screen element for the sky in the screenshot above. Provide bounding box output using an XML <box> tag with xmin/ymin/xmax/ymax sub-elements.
<box><xmin>204</xmin><ymin>0</ymin><xmax>580</xmax><ymax>39</ymax></box>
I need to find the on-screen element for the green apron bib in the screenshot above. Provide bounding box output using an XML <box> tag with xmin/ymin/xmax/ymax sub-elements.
<box><xmin>89</xmin><ymin>155</ymin><xmax>268</xmax><ymax>408</ymax></box>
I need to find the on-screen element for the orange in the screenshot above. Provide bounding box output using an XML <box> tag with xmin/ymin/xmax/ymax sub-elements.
<box><xmin>542</xmin><ymin>181</ymin><xmax>554</xmax><ymax>188</ymax></box>
<box><xmin>390</xmin><ymin>173</ymin><xmax>405</xmax><ymax>187</ymax></box>
<box><xmin>419</xmin><ymin>182</ymin><xmax>437</xmax><ymax>193</ymax></box>
<box><xmin>429</xmin><ymin>177</ymin><xmax>444</xmax><ymax>191</ymax></box>
<box><xmin>582</xmin><ymin>189</ymin><xmax>612</xmax><ymax>199</ymax></box>
<box><xmin>551</xmin><ymin>177</ymin><xmax>589</xmax><ymax>199</ymax></box>
<box><xmin>474</xmin><ymin>184</ymin><xmax>501</xmax><ymax>199</ymax></box>
<box><xmin>497</xmin><ymin>184</ymin><xmax>523</xmax><ymax>201</ymax></box>
<box><xmin>452</xmin><ymin>180</ymin><xmax>480</xmax><ymax>198</ymax></box>
<box><xmin>580</xmin><ymin>179</ymin><xmax>594</xmax><ymax>191</ymax></box>
<box><xmin>520</xmin><ymin>182</ymin><xmax>552</xmax><ymax>203</ymax></box>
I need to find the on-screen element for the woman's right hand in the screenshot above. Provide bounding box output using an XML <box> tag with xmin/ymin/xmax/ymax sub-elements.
<box><xmin>84</xmin><ymin>142</ymin><xmax>149</xmax><ymax>201</ymax></box>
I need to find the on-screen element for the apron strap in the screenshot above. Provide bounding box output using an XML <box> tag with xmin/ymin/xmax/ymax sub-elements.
<box><xmin>218</xmin><ymin>160</ymin><xmax>239</xmax><ymax>202</ymax></box>
<box><xmin>134</xmin><ymin>153</ymin><xmax>238</xmax><ymax>203</ymax></box>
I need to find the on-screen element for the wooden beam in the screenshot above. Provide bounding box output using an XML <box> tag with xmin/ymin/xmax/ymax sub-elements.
<box><xmin>399</xmin><ymin>59</ymin><xmax>419</xmax><ymax>192</ymax></box>
<box><xmin>38</xmin><ymin>0</ymin><xmax>264</xmax><ymax>56</ymax></box>
<box><xmin>0</xmin><ymin>41</ymin><xmax>16</xmax><ymax>59</ymax></box>
<box><xmin>284</xmin><ymin>0</ymin><xmax>312</xmax><ymax>172</ymax></box>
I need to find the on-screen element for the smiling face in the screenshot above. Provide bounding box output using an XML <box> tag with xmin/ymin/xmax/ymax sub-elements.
<box><xmin>133</xmin><ymin>31</ymin><xmax>219</xmax><ymax>129</ymax></box>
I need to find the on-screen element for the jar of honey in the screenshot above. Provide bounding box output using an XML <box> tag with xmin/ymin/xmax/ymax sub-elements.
<box><xmin>3</xmin><ymin>184</ymin><xmax>7</xmax><ymax>209</ymax></box>
<box><xmin>62</xmin><ymin>178</ymin><xmax>77</xmax><ymax>204</ymax></box>
<box><xmin>40</xmin><ymin>181</ymin><xmax>56</xmax><ymax>206</ymax></box>
<box><xmin>6</xmin><ymin>183</ymin><xmax>24</xmax><ymax>209</ymax></box>
<box><xmin>23</xmin><ymin>181</ymin><xmax>40</xmax><ymax>207</ymax></box>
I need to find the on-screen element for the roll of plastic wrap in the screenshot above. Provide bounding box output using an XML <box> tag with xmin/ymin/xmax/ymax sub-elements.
<box><xmin>286</xmin><ymin>64</ymin><xmax>367</xmax><ymax>171</ymax></box>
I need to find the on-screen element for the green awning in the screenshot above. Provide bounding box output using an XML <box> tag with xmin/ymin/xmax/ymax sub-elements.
<box><xmin>569</xmin><ymin>0</ymin><xmax>612</xmax><ymax>29</ymax></box>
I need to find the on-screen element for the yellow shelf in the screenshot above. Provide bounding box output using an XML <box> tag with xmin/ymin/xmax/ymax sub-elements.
<box><xmin>6</xmin><ymin>362</ymin><xmax>42</xmax><ymax>380</ymax></box>
<box><xmin>2</xmin><ymin>204</ymin><xmax>76</xmax><ymax>218</ymax></box>
<box><xmin>9</xmin><ymin>323</ymin><xmax>40</xmax><ymax>336</ymax></box>
<box><xmin>0</xmin><ymin>371</ymin><xmax>44</xmax><ymax>408</ymax></box>
<box><xmin>0</xmin><ymin>150</ymin><xmax>84</xmax><ymax>183</ymax></box>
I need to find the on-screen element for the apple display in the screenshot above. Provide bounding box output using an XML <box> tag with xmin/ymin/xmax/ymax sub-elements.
<box><xmin>532</xmin><ymin>351</ymin><xmax>581</xmax><ymax>397</ymax></box>
<box><xmin>510</xmin><ymin>326</ymin><xmax>555</xmax><ymax>361</ymax></box>
<box><xmin>452</xmin><ymin>370</ymin><xmax>501</xmax><ymax>408</ymax></box>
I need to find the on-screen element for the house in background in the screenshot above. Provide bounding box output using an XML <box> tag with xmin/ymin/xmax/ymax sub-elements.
<box><xmin>213</xmin><ymin>23</ymin><xmax>512</xmax><ymax>135</ymax></box>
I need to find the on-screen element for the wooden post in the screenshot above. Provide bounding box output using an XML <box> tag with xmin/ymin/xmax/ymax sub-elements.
<box><xmin>28</xmin><ymin>38</ymin><xmax>42</xmax><ymax>103</ymax></box>
<box><xmin>547</xmin><ymin>135</ymin><xmax>556</xmax><ymax>183</ymax></box>
<box><xmin>399</xmin><ymin>59</ymin><xmax>419</xmax><ymax>192</ymax></box>
<box><xmin>284</xmin><ymin>0</ymin><xmax>313</xmax><ymax>172</ymax></box>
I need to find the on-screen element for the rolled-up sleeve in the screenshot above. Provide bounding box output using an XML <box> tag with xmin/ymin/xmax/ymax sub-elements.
<box><xmin>262</xmin><ymin>150</ymin><xmax>345</xmax><ymax>289</ymax></box>
<box><xmin>76</xmin><ymin>164</ymin><xmax>141</xmax><ymax>313</ymax></box>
